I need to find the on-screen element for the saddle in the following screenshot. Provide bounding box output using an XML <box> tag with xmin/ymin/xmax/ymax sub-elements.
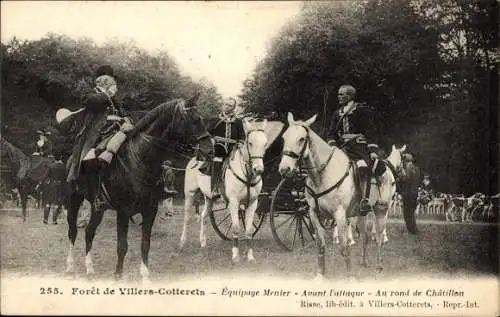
<box><xmin>328</xmin><ymin>138</ymin><xmax>388</xmax><ymax>197</ymax></box>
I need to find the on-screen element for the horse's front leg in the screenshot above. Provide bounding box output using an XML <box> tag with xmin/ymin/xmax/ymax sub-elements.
<box><xmin>84</xmin><ymin>200</ymin><xmax>105</xmax><ymax>276</ymax></box>
<box><xmin>347</xmin><ymin>217</ymin><xmax>356</xmax><ymax>246</ymax></box>
<box><xmin>139</xmin><ymin>206</ymin><xmax>158</xmax><ymax>284</ymax></box>
<box><xmin>373</xmin><ymin>202</ymin><xmax>389</xmax><ymax>272</ymax></box>
<box><xmin>199</xmin><ymin>197</ymin><xmax>213</xmax><ymax>248</ymax></box>
<box><xmin>228</xmin><ymin>199</ymin><xmax>241</xmax><ymax>263</ymax></box>
<box><xmin>357</xmin><ymin>215</ymin><xmax>369</xmax><ymax>267</ymax></box>
<box><xmin>180</xmin><ymin>193</ymin><xmax>196</xmax><ymax>250</ymax></box>
<box><xmin>114</xmin><ymin>210</ymin><xmax>129</xmax><ymax>280</ymax></box>
<box><xmin>334</xmin><ymin>205</ymin><xmax>352</xmax><ymax>274</ymax></box>
<box><xmin>332</xmin><ymin>224</ymin><xmax>339</xmax><ymax>244</ymax></box>
<box><xmin>244</xmin><ymin>198</ymin><xmax>258</xmax><ymax>263</ymax></box>
<box><xmin>309</xmin><ymin>206</ymin><xmax>326</xmax><ymax>279</ymax></box>
<box><xmin>19</xmin><ymin>186</ymin><xmax>28</xmax><ymax>222</ymax></box>
<box><xmin>66</xmin><ymin>193</ymin><xmax>84</xmax><ymax>274</ymax></box>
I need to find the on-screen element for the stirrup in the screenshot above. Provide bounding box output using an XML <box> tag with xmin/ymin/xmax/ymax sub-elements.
<box><xmin>360</xmin><ymin>198</ymin><xmax>371</xmax><ymax>212</ymax></box>
<box><xmin>210</xmin><ymin>191</ymin><xmax>221</xmax><ymax>200</ymax></box>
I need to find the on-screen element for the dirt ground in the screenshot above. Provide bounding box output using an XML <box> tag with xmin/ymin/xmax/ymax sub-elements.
<box><xmin>0</xmin><ymin>206</ymin><xmax>497</xmax><ymax>283</ymax></box>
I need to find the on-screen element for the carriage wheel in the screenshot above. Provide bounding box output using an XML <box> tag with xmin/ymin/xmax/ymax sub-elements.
<box><xmin>270</xmin><ymin>176</ymin><xmax>315</xmax><ymax>251</ymax></box>
<box><xmin>209</xmin><ymin>193</ymin><xmax>267</xmax><ymax>241</ymax></box>
<box><xmin>270</xmin><ymin>176</ymin><xmax>335</xmax><ymax>251</ymax></box>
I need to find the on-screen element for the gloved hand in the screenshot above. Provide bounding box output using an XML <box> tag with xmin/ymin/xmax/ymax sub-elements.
<box><xmin>120</xmin><ymin>120</ymin><xmax>134</xmax><ymax>132</ymax></box>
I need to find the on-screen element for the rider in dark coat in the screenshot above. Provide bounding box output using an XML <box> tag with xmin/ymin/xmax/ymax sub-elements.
<box><xmin>206</xmin><ymin>97</ymin><xmax>245</xmax><ymax>198</ymax></box>
<box><xmin>327</xmin><ymin>84</ymin><xmax>384</xmax><ymax>212</ymax></box>
<box><xmin>63</xmin><ymin>65</ymin><xmax>131</xmax><ymax>183</ymax></box>
<box><xmin>33</xmin><ymin>130</ymin><xmax>54</xmax><ymax>157</ymax></box>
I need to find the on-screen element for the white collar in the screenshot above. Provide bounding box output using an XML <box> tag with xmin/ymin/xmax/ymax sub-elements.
<box><xmin>220</xmin><ymin>112</ymin><xmax>237</xmax><ymax>121</ymax></box>
<box><xmin>340</xmin><ymin>101</ymin><xmax>356</xmax><ymax>114</ymax></box>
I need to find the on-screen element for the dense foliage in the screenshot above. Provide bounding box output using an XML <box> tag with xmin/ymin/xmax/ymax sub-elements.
<box><xmin>1</xmin><ymin>34</ymin><xmax>223</xmax><ymax>158</ymax></box>
<box><xmin>239</xmin><ymin>0</ymin><xmax>498</xmax><ymax>195</ymax></box>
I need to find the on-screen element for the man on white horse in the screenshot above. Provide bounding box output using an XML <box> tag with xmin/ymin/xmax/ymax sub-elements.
<box><xmin>205</xmin><ymin>97</ymin><xmax>245</xmax><ymax>199</ymax></box>
<box><xmin>327</xmin><ymin>84</ymin><xmax>384</xmax><ymax>213</ymax></box>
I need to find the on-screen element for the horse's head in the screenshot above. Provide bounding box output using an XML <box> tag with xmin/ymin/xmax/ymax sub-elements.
<box><xmin>132</xmin><ymin>99</ymin><xmax>212</xmax><ymax>159</ymax></box>
<box><xmin>241</xmin><ymin>118</ymin><xmax>268</xmax><ymax>176</ymax></box>
<box><xmin>387</xmin><ymin>144</ymin><xmax>407</xmax><ymax>177</ymax></box>
<box><xmin>279</xmin><ymin>112</ymin><xmax>317</xmax><ymax>177</ymax></box>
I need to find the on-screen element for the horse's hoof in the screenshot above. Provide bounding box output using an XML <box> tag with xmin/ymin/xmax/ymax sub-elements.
<box><xmin>347</xmin><ymin>275</ymin><xmax>357</xmax><ymax>283</ymax></box>
<box><xmin>313</xmin><ymin>274</ymin><xmax>325</xmax><ymax>282</ymax></box>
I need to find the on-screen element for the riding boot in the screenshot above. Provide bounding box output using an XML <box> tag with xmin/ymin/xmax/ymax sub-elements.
<box><xmin>359</xmin><ymin>166</ymin><xmax>371</xmax><ymax>213</ymax></box>
<box><xmin>211</xmin><ymin>161</ymin><xmax>222</xmax><ymax>199</ymax></box>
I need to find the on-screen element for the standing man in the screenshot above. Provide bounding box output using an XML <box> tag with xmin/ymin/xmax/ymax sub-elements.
<box><xmin>327</xmin><ymin>84</ymin><xmax>384</xmax><ymax>212</ymax></box>
<box><xmin>42</xmin><ymin>153</ymin><xmax>66</xmax><ymax>224</ymax></box>
<box><xmin>399</xmin><ymin>153</ymin><xmax>420</xmax><ymax>234</ymax></box>
<box><xmin>206</xmin><ymin>97</ymin><xmax>245</xmax><ymax>199</ymax></box>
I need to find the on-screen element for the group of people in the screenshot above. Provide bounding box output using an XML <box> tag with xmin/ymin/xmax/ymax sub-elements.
<box><xmin>47</xmin><ymin>64</ymin><xmax>418</xmax><ymax>220</ymax></box>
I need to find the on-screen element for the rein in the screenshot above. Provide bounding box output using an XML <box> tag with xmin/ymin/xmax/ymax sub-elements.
<box><xmin>283</xmin><ymin>125</ymin><xmax>351</xmax><ymax>218</ymax></box>
<box><xmin>227</xmin><ymin>129</ymin><xmax>264</xmax><ymax>208</ymax></box>
<box><xmin>119</xmin><ymin>132</ymin><xmax>204</xmax><ymax>188</ymax></box>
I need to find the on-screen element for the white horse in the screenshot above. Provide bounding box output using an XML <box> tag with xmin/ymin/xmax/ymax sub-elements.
<box><xmin>278</xmin><ymin>112</ymin><xmax>406</xmax><ymax>277</ymax></box>
<box><xmin>180</xmin><ymin>118</ymin><xmax>283</xmax><ymax>263</ymax></box>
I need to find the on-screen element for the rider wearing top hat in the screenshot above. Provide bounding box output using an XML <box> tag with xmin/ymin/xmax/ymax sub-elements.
<box><xmin>33</xmin><ymin>130</ymin><xmax>54</xmax><ymax>157</ymax></box>
<box><xmin>206</xmin><ymin>97</ymin><xmax>245</xmax><ymax>199</ymax></box>
<box><xmin>65</xmin><ymin>65</ymin><xmax>133</xmax><ymax>183</ymax></box>
<box><xmin>327</xmin><ymin>84</ymin><xmax>384</xmax><ymax>212</ymax></box>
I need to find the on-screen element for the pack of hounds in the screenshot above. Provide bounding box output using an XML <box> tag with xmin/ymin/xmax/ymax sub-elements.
<box><xmin>389</xmin><ymin>190</ymin><xmax>499</xmax><ymax>223</ymax></box>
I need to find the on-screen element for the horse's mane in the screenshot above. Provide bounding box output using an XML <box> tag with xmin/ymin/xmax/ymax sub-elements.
<box><xmin>129</xmin><ymin>99</ymin><xmax>187</xmax><ymax>137</ymax></box>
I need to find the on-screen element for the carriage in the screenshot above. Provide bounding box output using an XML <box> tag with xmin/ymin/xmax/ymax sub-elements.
<box><xmin>203</xmin><ymin>124</ymin><xmax>334</xmax><ymax>252</ymax></box>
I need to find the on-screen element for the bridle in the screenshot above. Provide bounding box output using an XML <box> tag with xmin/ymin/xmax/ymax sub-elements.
<box><xmin>227</xmin><ymin>128</ymin><xmax>266</xmax><ymax>208</ymax></box>
<box><xmin>236</xmin><ymin>128</ymin><xmax>265</xmax><ymax>181</ymax></box>
<box><xmin>281</xmin><ymin>124</ymin><xmax>350</xmax><ymax>216</ymax></box>
<box><xmin>282</xmin><ymin>125</ymin><xmax>310</xmax><ymax>162</ymax></box>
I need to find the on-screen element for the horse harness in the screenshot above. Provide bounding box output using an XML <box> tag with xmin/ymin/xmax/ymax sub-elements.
<box><xmin>226</xmin><ymin>129</ymin><xmax>264</xmax><ymax>208</ymax></box>
<box><xmin>282</xmin><ymin>125</ymin><xmax>351</xmax><ymax>218</ymax></box>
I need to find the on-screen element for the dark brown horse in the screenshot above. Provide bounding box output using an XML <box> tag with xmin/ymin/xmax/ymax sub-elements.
<box><xmin>0</xmin><ymin>138</ymin><xmax>54</xmax><ymax>220</ymax></box>
<box><xmin>64</xmin><ymin>99</ymin><xmax>212</xmax><ymax>283</ymax></box>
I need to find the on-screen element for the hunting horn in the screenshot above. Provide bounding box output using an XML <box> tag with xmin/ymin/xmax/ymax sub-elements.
<box><xmin>56</xmin><ymin>107</ymin><xmax>85</xmax><ymax>124</ymax></box>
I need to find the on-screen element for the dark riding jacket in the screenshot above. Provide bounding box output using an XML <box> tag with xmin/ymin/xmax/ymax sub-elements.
<box><xmin>208</xmin><ymin>113</ymin><xmax>245</xmax><ymax>157</ymax></box>
<box><xmin>65</xmin><ymin>89</ymin><xmax>126</xmax><ymax>182</ymax></box>
<box><xmin>34</xmin><ymin>138</ymin><xmax>53</xmax><ymax>157</ymax></box>
<box><xmin>327</xmin><ymin>102</ymin><xmax>383</xmax><ymax>161</ymax></box>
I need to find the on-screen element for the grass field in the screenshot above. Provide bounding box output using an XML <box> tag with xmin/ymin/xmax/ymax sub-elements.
<box><xmin>0</xmin><ymin>206</ymin><xmax>498</xmax><ymax>283</ymax></box>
